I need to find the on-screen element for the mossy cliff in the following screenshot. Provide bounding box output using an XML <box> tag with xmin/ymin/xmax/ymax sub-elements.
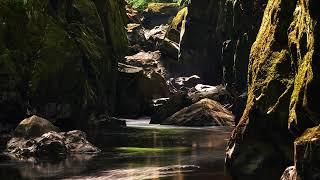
<box><xmin>0</xmin><ymin>0</ymin><xmax>127</xmax><ymax>130</ymax></box>
<box><xmin>226</xmin><ymin>0</ymin><xmax>320</xmax><ymax>179</ymax></box>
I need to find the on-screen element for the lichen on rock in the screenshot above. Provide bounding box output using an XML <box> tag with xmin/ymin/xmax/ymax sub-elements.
<box><xmin>226</xmin><ymin>0</ymin><xmax>320</xmax><ymax>179</ymax></box>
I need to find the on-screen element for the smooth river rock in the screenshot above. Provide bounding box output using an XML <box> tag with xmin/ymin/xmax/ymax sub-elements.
<box><xmin>161</xmin><ymin>98</ymin><xmax>234</xmax><ymax>126</ymax></box>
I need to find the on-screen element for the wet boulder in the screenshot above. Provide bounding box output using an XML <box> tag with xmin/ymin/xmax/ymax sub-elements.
<box><xmin>6</xmin><ymin>130</ymin><xmax>100</xmax><ymax>160</ymax></box>
<box><xmin>62</xmin><ymin>130</ymin><xmax>100</xmax><ymax>154</ymax></box>
<box><xmin>6</xmin><ymin>132</ymin><xmax>67</xmax><ymax>160</ymax></box>
<box><xmin>14</xmin><ymin>115</ymin><xmax>60</xmax><ymax>138</ymax></box>
<box><xmin>150</xmin><ymin>92</ymin><xmax>192</xmax><ymax>124</ymax></box>
<box><xmin>6</xmin><ymin>116</ymin><xmax>100</xmax><ymax>160</ymax></box>
<box><xmin>161</xmin><ymin>98</ymin><xmax>234</xmax><ymax>126</ymax></box>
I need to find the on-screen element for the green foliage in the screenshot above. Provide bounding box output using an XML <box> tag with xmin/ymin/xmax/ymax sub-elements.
<box><xmin>126</xmin><ymin>0</ymin><xmax>178</xmax><ymax>10</ymax></box>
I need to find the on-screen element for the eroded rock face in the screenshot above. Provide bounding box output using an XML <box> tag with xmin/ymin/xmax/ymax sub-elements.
<box><xmin>178</xmin><ymin>0</ymin><xmax>266</xmax><ymax>87</ymax></box>
<box><xmin>0</xmin><ymin>0</ymin><xmax>127</xmax><ymax>130</ymax></box>
<box><xmin>226</xmin><ymin>0</ymin><xmax>320</xmax><ymax>179</ymax></box>
<box><xmin>161</xmin><ymin>98</ymin><xmax>234</xmax><ymax>126</ymax></box>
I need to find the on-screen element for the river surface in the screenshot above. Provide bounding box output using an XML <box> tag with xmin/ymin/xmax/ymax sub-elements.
<box><xmin>0</xmin><ymin>118</ymin><xmax>233</xmax><ymax>180</ymax></box>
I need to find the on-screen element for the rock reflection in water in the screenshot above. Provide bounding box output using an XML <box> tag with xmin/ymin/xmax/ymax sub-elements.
<box><xmin>0</xmin><ymin>154</ymin><xmax>97</xmax><ymax>179</ymax></box>
<box><xmin>0</xmin><ymin>118</ymin><xmax>233</xmax><ymax>180</ymax></box>
<box><xmin>65</xmin><ymin>165</ymin><xmax>200</xmax><ymax>180</ymax></box>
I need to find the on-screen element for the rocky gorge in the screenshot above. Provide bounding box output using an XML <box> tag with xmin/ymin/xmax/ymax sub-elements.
<box><xmin>0</xmin><ymin>0</ymin><xmax>320</xmax><ymax>179</ymax></box>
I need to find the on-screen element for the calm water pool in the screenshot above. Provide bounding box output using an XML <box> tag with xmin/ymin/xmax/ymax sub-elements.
<box><xmin>0</xmin><ymin>118</ymin><xmax>233</xmax><ymax>180</ymax></box>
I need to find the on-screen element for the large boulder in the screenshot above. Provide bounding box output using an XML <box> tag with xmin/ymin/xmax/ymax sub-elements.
<box><xmin>117</xmin><ymin>63</ymin><xmax>169</xmax><ymax>117</ymax></box>
<box><xmin>14</xmin><ymin>115</ymin><xmax>60</xmax><ymax>138</ymax></box>
<box><xmin>161</xmin><ymin>98</ymin><xmax>234</xmax><ymax>126</ymax></box>
<box><xmin>0</xmin><ymin>0</ymin><xmax>127</xmax><ymax>130</ymax></box>
<box><xmin>6</xmin><ymin>130</ymin><xmax>100</xmax><ymax>160</ymax></box>
<box><xmin>226</xmin><ymin>0</ymin><xmax>320</xmax><ymax>179</ymax></box>
<box><xmin>150</xmin><ymin>84</ymin><xmax>235</xmax><ymax>124</ymax></box>
<box><xmin>150</xmin><ymin>92</ymin><xmax>192</xmax><ymax>124</ymax></box>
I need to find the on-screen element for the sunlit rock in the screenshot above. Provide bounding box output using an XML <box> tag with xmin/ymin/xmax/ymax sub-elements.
<box><xmin>14</xmin><ymin>115</ymin><xmax>60</xmax><ymax>138</ymax></box>
<box><xmin>226</xmin><ymin>0</ymin><xmax>320</xmax><ymax>179</ymax></box>
<box><xmin>162</xmin><ymin>98</ymin><xmax>234</xmax><ymax>126</ymax></box>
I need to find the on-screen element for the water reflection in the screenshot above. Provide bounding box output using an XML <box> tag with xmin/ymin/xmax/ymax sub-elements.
<box><xmin>0</xmin><ymin>118</ymin><xmax>233</xmax><ymax>180</ymax></box>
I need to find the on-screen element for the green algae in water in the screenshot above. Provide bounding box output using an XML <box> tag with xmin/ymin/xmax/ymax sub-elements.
<box><xmin>115</xmin><ymin>147</ymin><xmax>190</xmax><ymax>155</ymax></box>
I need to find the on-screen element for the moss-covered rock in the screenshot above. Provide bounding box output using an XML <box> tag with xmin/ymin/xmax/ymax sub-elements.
<box><xmin>0</xmin><ymin>0</ymin><xmax>127</xmax><ymax>130</ymax></box>
<box><xmin>142</xmin><ymin>3</ymin><xmax>180</xmax><ymax>28</ymax></box>
<box><xmin>14</xmin><ymin>115</ymin><xmax>60</xmax><ymax>138</ymax></box>
<box><xmin>226</xmin><ymin>0</ymin><xmax>320</xmax><ymax>179</ymax></box>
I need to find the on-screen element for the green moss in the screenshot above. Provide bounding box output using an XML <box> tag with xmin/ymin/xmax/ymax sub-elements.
<box><xmin>146</xmin><ymin>3</ymin><xmax>179</xmax><ymax>13</ymax></box>
<box><xmin>296</xmin><ymin>125</ymin><xmax>320</xmax><ymax>143</ymax></box>
<box><xmin>127</xmin><ymin>0</ymin><xmax>179</xmax><ymax>10</ymax></box>
<box><xmin>0</xmin><ymin>0</ymin><xmax>127</xmax><ymax>126</ymax></box>
<box><xmin>171</xmin><ymin>7</ymin><xmax>188</xmax><ymax>30</ymax></box>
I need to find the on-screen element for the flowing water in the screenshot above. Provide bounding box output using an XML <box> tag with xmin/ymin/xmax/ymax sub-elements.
<box><xmin>0</xmin><ymin>118</ymin><xmax>233</xmax><ymax>180</ymax></box>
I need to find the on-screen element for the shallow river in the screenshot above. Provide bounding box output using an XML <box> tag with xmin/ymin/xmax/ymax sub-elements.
<box><xmin>0</xmin><ymin>118</ymin><xmax>233</xmax><ymax>180</ymax></box>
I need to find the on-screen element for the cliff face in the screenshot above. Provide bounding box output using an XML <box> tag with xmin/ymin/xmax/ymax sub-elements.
<box><xmin>0</xmin><ymin>0</ymin><xmax>127</xmax><ymax>130</ymax></box>
<box><xmin>179</xmin><ymin>0</ymin><xmax>266</xmax><ymax>90</ymax></box>
<box><xmin>226</xmin><ymin>0</ymin><xmax>320</xmax><ymax>179</ymax></box>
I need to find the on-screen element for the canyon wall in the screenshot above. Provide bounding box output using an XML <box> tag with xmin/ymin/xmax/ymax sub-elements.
<box><xmin>179</xmin><ymin>0</ymin><xmax>267</xmax><ymax>91</ymax></box>
<box><xmin>0</xmin><ymin>0</ymin><xmax>127</xmax><ymax>130</ymax></box>
<box><xmin>226</xmin><ymin>0</ymin><xmax>320</xmax><ymax>179</ymax></box>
